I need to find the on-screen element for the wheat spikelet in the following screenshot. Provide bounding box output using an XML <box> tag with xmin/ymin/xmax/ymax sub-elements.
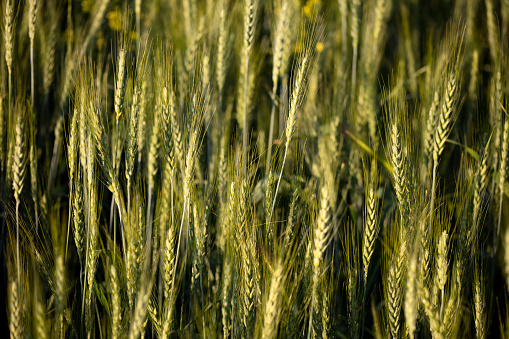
<box><xmin>272</xmin><ymin>0</ymin><xmax>289</xmax><ymax>96</ymax></box>
<box><xmin>362</xmin><ymin>182</ymin><xmax>379</xmax><ymax>284</ymax></box>
<box><xmin>243</xmin><ymin>0</ymin><xmax>257</xmax><ymax>59</ymax></box>
<box><xmin>405</xmin><ymin>252</ymin><xmax>418</xmax><ymax>339</ymax></box>
<box><xmin>474</xmin><ymin>260</ymin><xmax>486</xmax><ymax>339</ymax></box>
<box><xmin>28</xmin><ymin>0</ymin><xmax>37</xmax><ymax>107</ymax></box>
<box><xmin>386</xmin><ymin>239</ymin><xmax>405</xmax><ymax>339</ymax></box>
<box><xmin>126</xmin><ymin>84</ymin><xmax>139</xmax><ymax>184</ymax></box>
<box><xmin>436</xmin><ymin>230</ymin><xmax>448</xmax><ymax>319</ymax></box>
<box><xmin>13</xmin><ymin>112</ymin><xmax>26</xmax><ymax>205</ymax></box>
<box><xmin>86</xmin><ymin>181</ymin><xmax>99</xmax><ymax>334</ymax></box>
<box><xmin>424</xmin><ymin>90</ymin><xmax>440</xmax><ymax>163</ymax></box>
<box><xmin>4</xmin><ymin>0</ymin><xmax>14</xmax><ymax>77</ymax></box>
<box><xmin>347</xmin><ymin>265</ymin><xmax>360</xmax><ymax>339</ymax></box>
<box><xmin>283</xmin><ymin>188</ymin><xmax>299</xmax><ymax>249</ymax></box>
<box><xmin>128</xmin><ymin>275</ymin><xmax>152</xmax><ymax>339</ymax></box>
<box><xmin>137</xmin><ymin>77</ymin><xmax>147</xmax><ymax>166</ymax></box>
<box><xmin>161</xmin><ymin>87</ymin><xmax>174</xmax><ymax>176</ymax></box>
<box><xmin>33</xmin><ymin>280</ymin><xmax>49</xmax><ymax>339</ymax></box>
<box><xmin>54</xmin><ymin>253</ymin><xmax>66</xmax><ymax>336</ymax></box>
<box><xmin>73</xmin><ymin>173</ymin><xmax>85</xmax><ymax>264</ymax></box>
<box><xmin>42</xmin><ymin>15</ymin><xmax>57</xmax><ymax>95</ymax></box>
<box><xmin>169</xmin><ymin>88</ymin><xmax>183</xmax><ymax>176</ymax></box>
<box><xmin>390</xmin><ymin>123</ymin><xmax>408</xmax><ymax>215</ymax></box>
<box><xmin>485</xmin><ymin>0</ymin><xmax>499</xmax><ymax>63</ymax></box>
<box><xmin>68</xmin><ymin>109</ymin><xmax>79</xmax><ymax>192</ymax></box>
<box><xmin>261</xmin><ymin>260</ymin><xmax>283</xmax><ymax>339</ymax></box>
<box><xmin>13</xmin><ymin>109</ymin><xmax>26</xmax><ymax>287</ymax></box>
<box><xmin>497</xmin><ymin>116</ymin><xmax>509</xmax><ymax>248</ymax></box>
<box><xmin>8</xmin><ymin>276</ymin><xmax>21</xmax><ymax>338</ymax></box>
<box><xmin>163</xmin><ymin>214</ymin><xmax>176</xmax><ymax>300</ymax></box>
<box><xmin>309</xmin><ymin>185</ymin><xmax>330</xmax><ymax>339</ymax></box>
<box><xmin>473</xmin><ymin>138</ymin><xmax>490</xmax><ymax>237</ymax></box>
<box><xmin>216</xmin><ymin>0</ymin><xmax>228</xmax><ymax>98</ymax></box>
<box><xmin>433</xmin><ymin>72</ymin><xmax>457</xmax><ymax>163</ymax></box>
<box><xmin>420</xmin><ymin>283</ymin><xmax>444</xmax><ymax>339</ymax></box>
<box><xmin>147</xmin><ymin>90</ymin><xmax>161</xmax><ymax>191</ymax></box>
<box><xmin>115</xmin><ymin>48</ymin><xmax>127</xmax><ymax>122</ymax></box>
<box><xmin>222</xmin><ymin>256</ymin><xmax>233</xmax><ymax>338</ymax></box>
<box><xmin>111</xmin><ymin>264</ymin><xmax>121</xmax><ymax>339</ymax></box>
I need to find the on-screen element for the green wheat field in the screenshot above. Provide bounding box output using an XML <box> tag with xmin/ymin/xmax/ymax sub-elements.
<box><xmin>1</xmin><ymin>0</ymin><xmax>508</xmax><ymax>337</ymax></box>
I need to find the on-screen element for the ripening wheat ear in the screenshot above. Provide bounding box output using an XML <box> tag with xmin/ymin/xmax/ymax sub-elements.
<box><xmin>28</xmin><ymin>0</ymin><xmax>37</xmax><ymax>109</ymax></box>
<box><xmin>13</xmin><ymin>110</ymin><xmax>26</xmax><ymax>287</ymax></box>
<box><xmin>362</xmin><ymin>163</ymin><xmax>380</xmax><ymax>285</ymax></box>
<box><xmin>405</xmin><ymin>250</ymin><xmax>418</xmax><ymax>339</ymax></box>
<box><xmin>115</xmin><ymin>48</ymin><xmax>127</xmax><ymax>122</ymax></box>
<box><xmin>267</xmin><ymin>0</ymin><xmax>290</xmax><ymax>173</ymax></box>
<box><xmin>497</xmin><ymin>114</ymin><xmax>509</xmax><ymax>247</ymax></box>
<box><xmin>261</xmin><ymin>260</ymin><xmax>284</xmax><ymax>339</ymax></box>
<box><xmin>8</xmin><ymin>274</ymin><xmax>21</xmax><ymax>338</ymax></box>
<box><xmin>474</xmin><ymin>259</ymin><xmax>486</xmax><ymax>339</ymax></box>
<box><xmin>429</xmin><ymin>71</ymin><xmax>458</xmax><ymax>234</ymax></box>
<box><xmin>436</xmin><ymin>230</ymin><xmax>449</xmax><ymax>319</ymax></box>
<box><xmin>241</xmin><ymin>0</ymin><xmax>258</xmax><ymax>173</ymax></box>
<box><xmin>269</xmin><ymin>19</ymin><xmax>324</xmax><ymax>223</ymax></box>
<box><xmin>308</xmin><ymin>185</ymin><xmax>331</xmax><ymax>339</ymax></box>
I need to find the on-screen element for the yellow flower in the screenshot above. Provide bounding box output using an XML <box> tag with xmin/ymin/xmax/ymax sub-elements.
<box><xmin>81</xmin><ymin>0</ymin><xmax>94</xmax><ymax>13</ymax></box>
<box><xmin>107</xmin><ymin>10</ymin><xmax>122</xmax><ymax>31</ymax></box>
<box><xmin>303</xmin><ymin>5</ymin><xmax>311</xmax><ymax>18</ymax></box>
<box><xmin>316</xmin><ymin>42</ymin><xmax>324</xmax><ymax>53</ymax></box>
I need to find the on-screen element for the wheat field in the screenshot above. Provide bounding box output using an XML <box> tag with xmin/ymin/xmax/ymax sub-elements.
<box><xmin>1</xmin><ymin>0</ymin><xmax>508</xmax><ymax>338</ymax></box>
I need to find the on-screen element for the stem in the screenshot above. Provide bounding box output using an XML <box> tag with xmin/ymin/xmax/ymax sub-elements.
<box><xmin>308</xmin><ymin>269</ymin><xmax>318</xmax><ymax>339</ymax></box>
<box><xmin>266</xmin><ymin>93</ymin><xmax>277</xmax><ymax>175</ymax></box>
<box><xmin>172</xmin><ymin>198</ymin><xmax>188</xmax><ymax>302</ymax></box>
<box><xmin>269</xmin><ymin>144</ymin><xmax>288</xmax><ymax>224</ymax></box>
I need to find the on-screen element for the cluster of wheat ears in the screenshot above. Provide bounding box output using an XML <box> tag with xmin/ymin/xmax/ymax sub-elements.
<box><xmin>1</xmin><ymin>0</ymin><xmax>509</xmax><ymax>338</ymax></box>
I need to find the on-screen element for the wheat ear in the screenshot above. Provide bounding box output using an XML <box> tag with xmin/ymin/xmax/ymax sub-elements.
<box><xmin>261</xmin><ymin>260</ymin><xmax>284</xmax><ymax>339</ymax></box>
<box><xmin>308</xmin><ymin>185</ymin><xmax>330</xmax><ymax>339</ymax></box>
<box><xmin>242</xmin><ymin>0</ymin><xmax>258</xmax><ymax>173</ymax></box>
<box><xmin>13</xmin><ymin>111</ymin><xmax>26</xmax><ymax>288</ymax></box>
<box><xmin>497</xmin><ymin>115</ymin><xmax>509</xmax><ymax>250</ymax></box>
<box><xmin>429</xmin><ymin>72</ymin><xmax>457</xmax><ymax>236</ymax></box>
